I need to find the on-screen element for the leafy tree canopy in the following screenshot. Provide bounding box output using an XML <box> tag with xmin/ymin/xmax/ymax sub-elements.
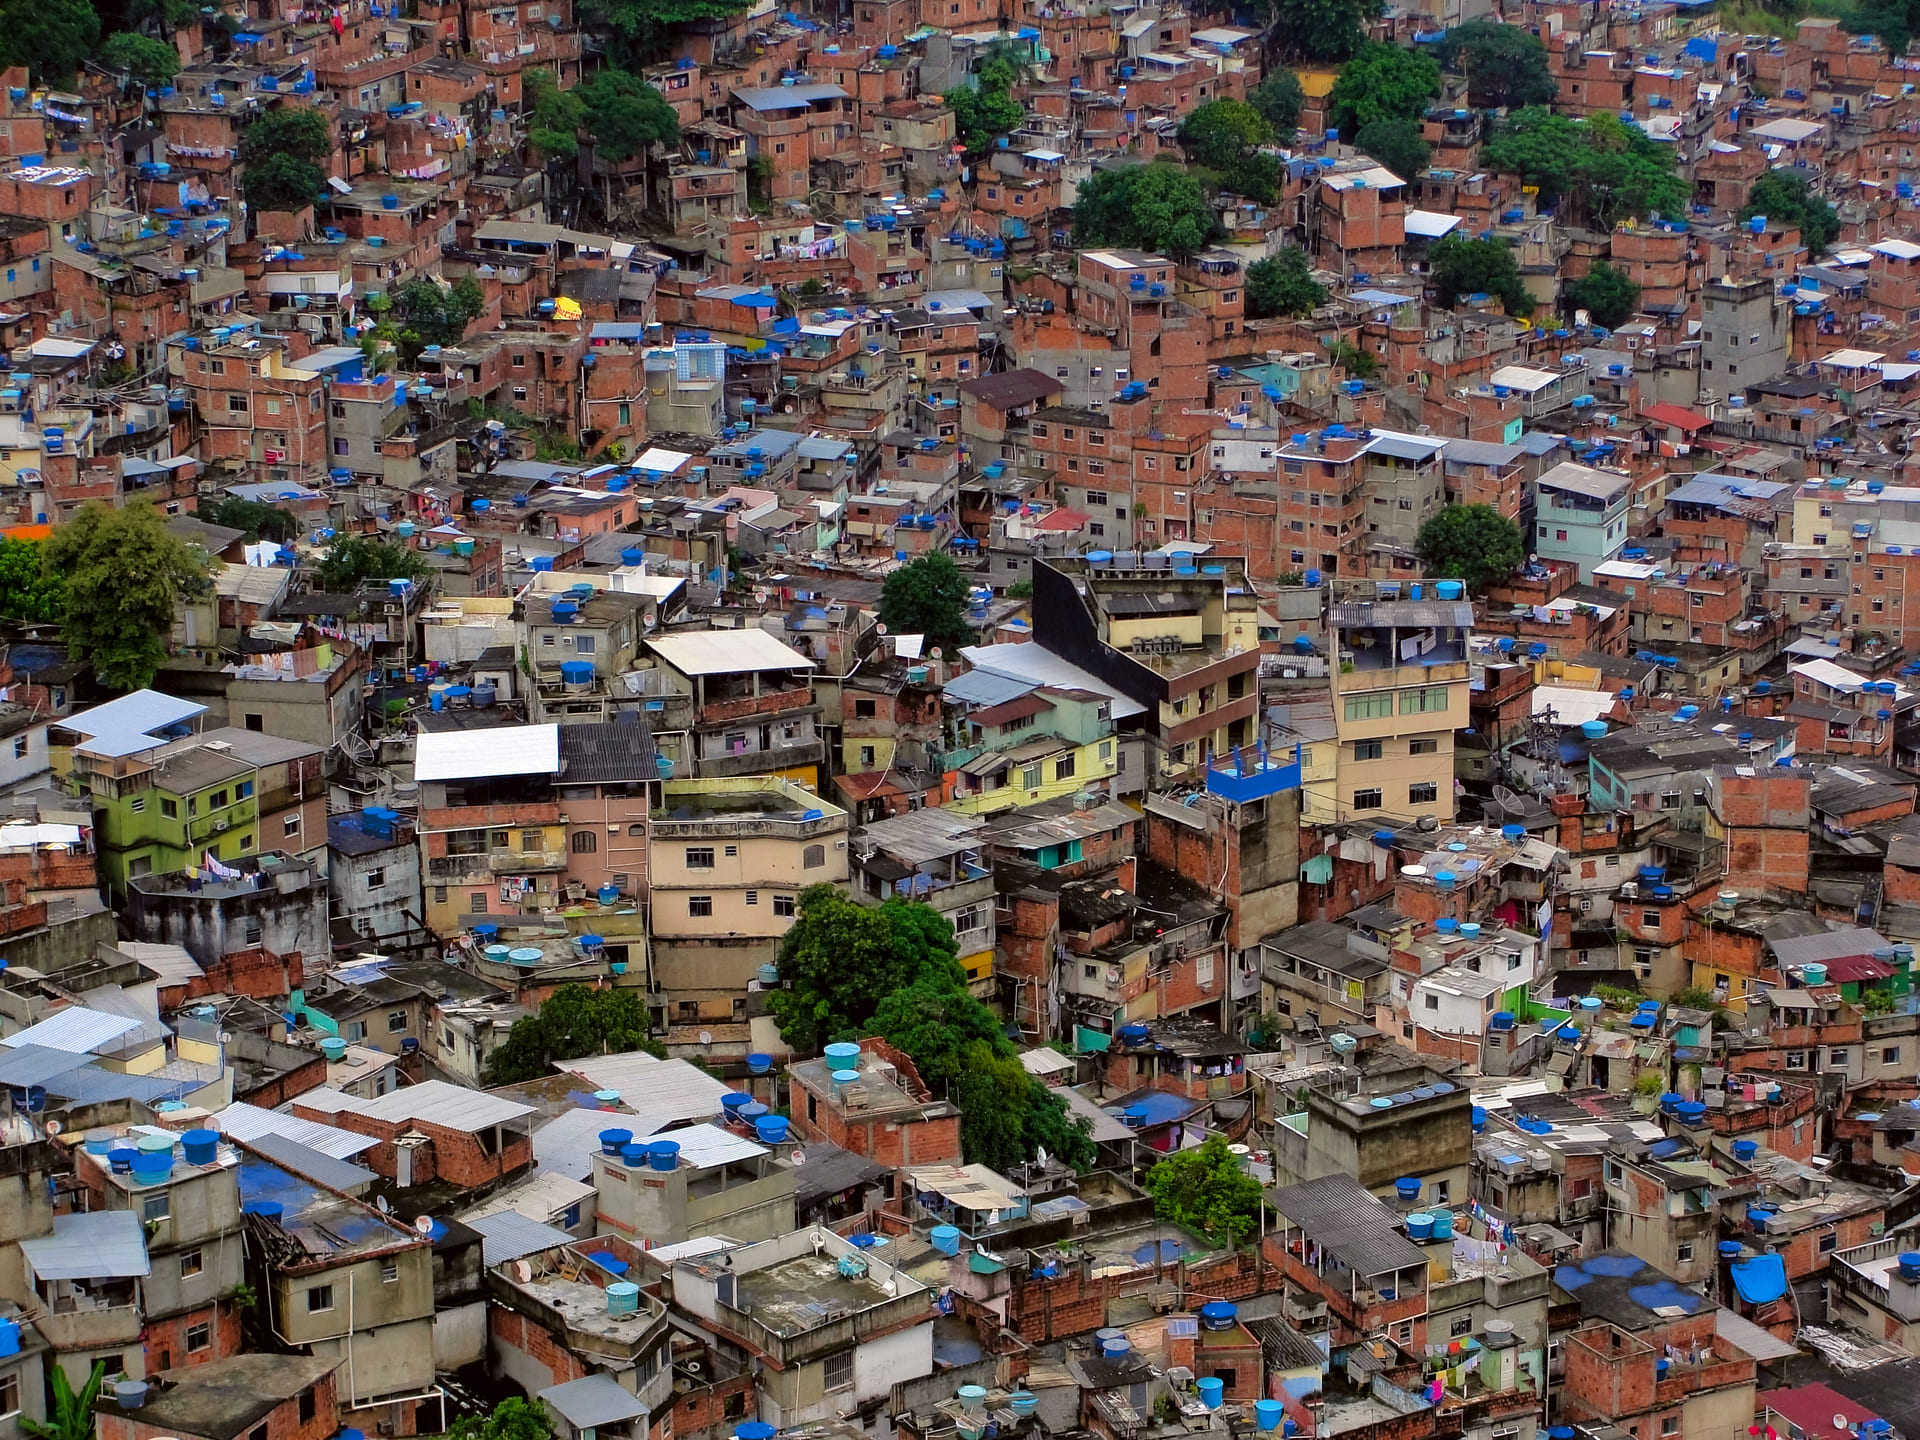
<box><xmin>314</xmin><ymin>535</ymin><xmax>431</xmax><ymax>592</ymax></box>
<box><xmin>1327</xmin><ymin>42</ymin><xmax>1440</xmax><ymax>138</ymax></box>
<box><xmin>879</xmin><ymin>552</ymin><xmax>975</xmax><ymax>655</ymax></box>
<box><xmin>1144</xmin><ymin>1135</ymin><xmax>1265</xmax><ymax>1245</ymax></box>
<box><xmin>240</xmin><ymin>107</ymin><xmax>332</xmax><ymax>212</ymax></box>
<box><xmin>101</xmin><ymin>32</ymin><xmax>180</xmax><ymax>87</ymax></box>
<box><xmin>1245</xmin><ymin>247</ymin><xmax>1325</xmax><ymax>319</ymax></box>
<box><xmin>1246</xmin><ymin>70</ymin><xmax>1306</xmax><ymax>142</ymax></box>
<box><xmin>1415</xmin><ymin>504</ymin><xmax>1525</xmax><ymax>594</ymax></box>
<box><xmin>1427</xmin><ymin>233</ymin><xmax>1532</xmax><ymax>316</ymax></box>
<box><xmin>1480</xmin><ymin>109</ymin><xmax>1686</xmax><ymax>229</ymax></box>
<box><xmin>451</xmin><ymin>1399</ymin><xmax>553</xmax><ymax>1440</ymax></box>
<box><xmin>1179</xmin><ymin>99</ymin><xmax>1280</xmax><ymax>201</ymax></box>
<box><xmin>0</xmin><ymin>0</ymin><xmax>100</xmax><ymax>84</ymax></box>
<box><xmin>1437</xmin><ymin>21</ymin><xmax>1556</xmax><ymax>109</ymax></box>
<box><xmin>770</xmin><ymin>887</ymin><xmax>1095</xmax><ymax>1172</ymax></box>
<box><xmin>1354</xmin><ymin>116</ymin><xmax>1430</xmax><ymax>183</ymax></box>
<box><xmin>1740</xmin><ymin>170</ymin><xmax>1840</xmax><ymax>257</ymax></box>
<box><xmin>1566</xmin><ymin>261</ymin><xmax>1641</xmax><ymax>329</ymax></box>
<box><xmin>577</xmin><ymin>68</ymin><xmax>681</xmax><ymax>162</ymax></box>
<box><xmin>1073</xmin><ymin>161</ymin><xmax>1217</xmax><ymax>259</ymax></box>
<box><xmin>203</xmin><ymin>497</ymin><xmax>299</xmax><ymax>544</ymax></box>
<box><xmin>484</xmin><ymin>985</ymin><xmax>665</xmax><ymax>1086</ymax></box>
<box><xmin>946</xmin><ymin>56</ymin><xmax>1026</xmax><ymax>158</ymax></box>
<box><xmin>579</xmin><ymin>0</ymin><xmax>749</xmax><ymax>65</ymax></box>
<box><xmin>44</xmin><ymin>502</ymin><xmax>209</xmax><ymax>692</ymax></box>
<box><xmin>1257</xmin><ymin>0</ymin><xmax>1375</xmax><ymax>64</ymax></box>
<box><xmin>389</xmin><ymin>275</ymin><xmax>487</xmax><ymax>353</ymax></box>
<box><xmin>0</xmin><ymin>537</ymin><xmax>65</xmax><ymax>624</ymax></box>
<box><xmin>525</xmin><ymin>68</ymin><xmax>584</xmax><ymax>160</ymax></box>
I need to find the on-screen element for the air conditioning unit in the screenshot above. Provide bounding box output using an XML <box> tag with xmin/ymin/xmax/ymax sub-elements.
<box><xmin>213</xmin><ymin>820</ymin><xmax>229</xmax><ymax>832</ymax></box>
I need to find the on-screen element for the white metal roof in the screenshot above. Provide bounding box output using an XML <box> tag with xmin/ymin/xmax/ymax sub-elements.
<box><xmin>1820</xmin><ymin>348</ymin><xmax>1887</xmax><ymax>369</ymax></box>
<box><xmin>957</xmin><ymin>643</ymin><xmax>1148</xmax><ymax>720</ymax></box>
<box><xmin>1489</xmin><ymin>365</ymin><xmax>1563</xmax><ymax>394</ymax></box>
<box><xmin>1017</xmin><ymin>1046</ymin><xmax>1076</xmax><ymax>1077</ymax></box>
<box><xmin>1322</xmin><ymin>165</ymin><xmax>1404</xmax><ymax>191</ymax></box>
<box><xmin>2</xmin><ymin>1007</ymin><xmax>141</xmax><ymax>1054</ymax></box>
<box><xmin>22</xmin><ymin>1209</ymin><xmax>149</xmax><ymax>1280</ymax></box>
<box><xmin>1404</xmin><ymin>209</ymin><xmax>1464</xmax><ymax>239</ymax></box>
<box><xmin>214</xmin><ymin>1102</ymin><xmax>382</xmax><ymax>1160</ymax></box>
<box><xmin>62</xmin><ymin>689</ymin><xmax>207</xmax><ymax>758</ymax></box>
<box><xmin>1791</xmin><ymin>658</ymin><xmax>1910</xmax><ymax>701</ymax></box>
<box><xmin>1872</xmin><ymin>238</ymin><xmax>1920</xmax><ymax>260</ymax></box>
<box><xmin>645</xmin><ymin>628</ymin><xmax>815</xmax><ymax>677</ymax></box>
<box><xmin>632</xmin><ymin>446</ymin><xmax>692</xmax><ymax>474</ymax></box>
<box><xmin>1750</xmin><ymin>117</ymin><xmax>1823</xmax><ymax>142</ymax></box>
<box><xmin>415</xmin><ymin>723</ymin><xmax>560</xmax><ymax>782</ymax></box>
<box><xmin>557</xmin><ymin>1055</ymin><xmax>738</xmax><ymax>1128</ymax></box>
<box><xmin>653</xmin><ymin>1122</ymin><xmax>768</xmax><ymax>1170</ymax></box>
<box><xmin>296</xmin><ymin>1079</ymin><xmax>534</xmax><ymax>1132</ymax></box>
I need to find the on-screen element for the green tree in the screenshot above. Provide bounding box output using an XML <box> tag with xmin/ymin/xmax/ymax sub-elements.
<box><xmin>578</xmin><ymin>0</ymin><xmax>749</xmax><ymax>65</ymax></box>
<box><xmin>576</xmin><ymin>68</ymin><xmax>681</xmax><ymax>162</ymax></box>
<box><xmin>21</xmin><ymin>1360</ymin><xmax>105</xmax><ymax>1440</ymax></box>
<box><xmin>879</xmin><ymin>552</ymin><xmax>975</xmax><ymax>655</ymax></box>
<box><xmin>1180</xmin><ymin>99</ymin><xmax>1280</xmax><ymax>200</ymax></box>
<box><xmin>1741</xmin><ymin>170</ymin><xmax>1841</xmax><ymax>257</ymax></box>
<box><xmin>1247</xmin><ymin>70</ymin><xmax>1306</xmax><ymax>141</ymax></box>
<box><xmin>1415</xmin><ymin>504</ymin><xmax>1525</xmax><ymax>594</ymax></box>
<box><xmin>1144</xmin><ymin>1135</ymin><xmax>1264</xmax><ymax>1246</ymax></box>
<box><xmin>240</xmin><ymin>107</ymin><xmax>332</xmax><ymax>213</ymax></box>
<box><xmin>1073</xmin><ymin>161</ymin><xmax>1217</xmax><ymax>258</ymax></box>
<box><xmin>484</xmin><ymin>985</ymin><xmax>665</xmax><ymax>1086</ymax></box>
<box><xmin>1353</xmin><ymin>116</ymin><xmax>1430</xmax><ymax>181</ymax></box>
<box><xmin>314</xmin><ymin>535</ymin><xmax>431</xmax><ymax>591</ymax></box>
<box><xmin>101</xmin><ymin>31</ymin><xmax>180</xmax><ymax>87</ymax></box>
<box><xmin>43</xmin><ymin>502</ymin><xmax>209</xmax><ymax>692</ymax></box>
<box><xmin>524</xmin><ymin>68</ymin><xmax>585</xmax><ymax>160</ymax></box>
<box><xmin>768</xmin><ymin>885</ymin><xmax>966</xmax><ymax>1052</ymax></box>
<box><xmin>450</xmin><ymin>1398</ymin><xmax>554</xmax><ymax>1440</ymax></box>
<box><xmin>389</xmin><ymin>275</ymin><xmax>487</xmax><ymax>352</ymax></box>
<box><xmin>0</xmin><ymin>0</ymin><xmax>100</xmax><ymax>84</ymax></box>
<box><xmin>1427</xmin><ymin>233</ymin><xmax>1531</xmax><ymax>316</ymax></box>
<box><xmin>1257</xmin><ymin>0</ymin><xmax>1374</xmax><ymax>63</ymax></box>
<box><xmin>946</xmin><ymin>56</ymin><xmax>1025</xmax><ymax>158</ymax></box>
<box><xmin>1245</xmin><ymin>247</ymin><xmax>1325</xmax><ymax>318</ymax></box>
<box><xmin>1438</xmin><ymin>22</ymin><xmax>1556</xmax><ymax>110</ymax></box>
<box><xmin>1327</xmin><ymin>42</ymin><xmax>1440</xmax><ymax>138</ymax></box>
<box><xmin>203</xmin><ymin>497</ymin><xmax>299</xmax><ymax>543</ymax></box>
<box><xmin>1328</xmin><ymin>338</ymin><xmax>1380</xmax><ymax>380</ymax></box>
<box><xmin>0</xmin><ymin>537</ymin><xmax>65</xmax><ymax>623</ymax></box>
<box><xmin>1481</xmin><ymin>108</ymin><xmax>1685</xmax><ymax>228</ymax></box>
<box><xmin>1566</xmin><ymin>261</ymin><xmax>1641</xmax><ymax>329</ymax></box>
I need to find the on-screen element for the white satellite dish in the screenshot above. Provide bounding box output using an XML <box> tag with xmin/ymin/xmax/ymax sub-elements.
<box><xmin>791</xmin><ymin>1148</ymin><xmax>804</xmax><ymax>1166</ymax></box>
<box><xmin>43</xmin><ymin>1119</ymin><xmax>60</xmax><ymax>1136</ymax></box>
<box><xmin>415</xmin><ymin>1215</ymin><xmax>434</xmax><ymax>1235</ymax></box>
<box><xmin>376</xmin><ymin>1196</ymin><xmax>390</xmax><ymax>1212</ymax></box>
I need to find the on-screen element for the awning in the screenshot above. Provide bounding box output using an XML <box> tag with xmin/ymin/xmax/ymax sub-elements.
<box><xmin>1730</xmin><ymin>1253</ymin><xmax>1787</xmax><ymax>1305</ymax></box>
<box><xmin>1075</xmin><ymin>1026</ymin><xmax>1112</xmax><ymax>1053</ymax></box>
<box><xmin>1302</xmin><ymin>853</ymin><xmax>1334</xmax><ymax>884</ymax></box>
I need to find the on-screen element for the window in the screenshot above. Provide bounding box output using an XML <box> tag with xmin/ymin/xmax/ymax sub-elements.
<box><xmin>1450</xmin><ymin>1316</ymin><xmax>1473</xmax><ymax>1338</ymax></box>
<box><xmin>130</xmin><ymin>796</ymin><xmax>146</xmax><ymax>814</ymax></box>
<box><xmin>1345</xmin><ymin>691</ymin><xmax>1394</xmax><ymax>720</ymax></box>
<box><xmin>1676</xmin><ymin>1243</ymin><xmax>1694</xmax><ymax>1264</ymax></box>
<box><xmin>1055</xmin><ymin>754</ymin><xmax>1075</xmax><ymax>781</ymax></box>
<box><xmin>143</xmin><ymin>1194</ymin><xmax>169</xmax><ymax>1222</ymax></box>
<box><xmin>245</xmin><ymin>918</ymin><xmax>263</xmax><ymax>946</ymax></box>
<box><xmin>1400</xmin><ymin>685</ymin><xmax>1450</xmax><ymax>714</ymax></box>
<box><xmin>853</xmin><ymin>698</ymin><xmax>877</xmax><ymax>719</ymax></box>
<box><xmin>688</xmin><ymin>896</ymin><xmax>713</xmax><ymax>917</ymax></box>
<box><xmin>179</xmin><ymin>1249</ymin><xmax>204</xmax><ymax>1278</ymax></box>
<box><xmin>520</xmin><ymin>829</ymin><xmax>542</xmax><ymax>852</ymax></box>
<box><xmin>1409</xmin><ymin>782</ymin><xmax>1439</xmax><ymax>805</ymax></box>
<box><xmin>366</xmin><ymin>867</ymin><xmax>386</xmax><ymax>891</ymax></box>
<box><xmin>307</xmin><ymin>1285</ymin><xmax>334</xmax><ymax>1313</ymax></box>
<box><xmin>803</xmin><ymin>844</ymin><xmax>826</xmax><ymax>868</ymax></box>
<box><xmin>1662</xmin><ymin>1421</ymin><xmax>1678</xmax><ymax>1436</ymax></box>
<box><xmin>823</xmin><ymin>1350</ymin><xmax>854</xmax><ymax>1392</ymax></box>
<box><xmin>187</xmin><ymin>1322</ymin><xmax>211</xmax><ymax>1354</ymax></box>
<box><xmin>283</xmin><ymin>814</ymin><xmax>300</xmax><ymax>837</ymax></box>
<box><xmin>1425</xmin><ymin>993</ymin><xmax>1440</xmax><ymax>1010</ymax></box>
<box><xmin>0</xmin><ymin>1371</ymin><xmax>19</xmax><ymax>1418</ymax></box>
<box><xmin>299</xmin><ymin>1392</ymin><xmax>317</xmax><ymax>1425</ymax></box>
<box><xmin>773</xmin><ymin>894</ymin><xmax>797</xmax><ymax>917</ymax></box>
<box><xmin>745</xmin><ymin>891</ymin><xmax>758</xmax><ymax>907</ymax></box>
<box><xmin>1831</xmin><ymin>1048</ymin><xmax>1850</xmax><ymax>1068</ymax></box>
<box><xmin>1885</xmin><ymin>1046</ymin><xmax>1902</xmax><ymax>1065</ymax></box>
<box><xmin>1819</xmin><ymin>1230</ymin><xmax>1839</xmax><ymax>1253</ymax></box>
<box><xmin>1352</xmin><ymin>788</ymin><xmax>1383</xmax><ymax>810</ymax></box>
<box><xmin>8</xmin><ymin>737</ymin><xmax>22</xmax><ymax>760</ymax></box>
<box><xmin>382</xmin><ymin>1261</ymin><xmax>400</xmax><ymax>1282</ymax></box>
<box><xmin>387</xmin><ymin>1010</ymin><xmax>408</xmax><ymax>1033</ymax></box>
<box><xmin>686</xmin><ymin>846</ymin><xmax>715</xmax><ymax>869</ymax></box>
<box><xmin>1409</xmin><ymin>737</ymin><xmax>1439</xmax><ymax>755</ymax></box>
<box><xmin>470</xmin><ymin>892</ymin><xmax>490</xmax><ymax>913</ymax></box>
<box><xmin>1353</xmin><ymin>740</ymin><xmax>1383</xmax><ymax>761</ymax></box>
<box><xmin>1660</xmin><ymin>791</ymin><xmax>1682</xmax><ymax>811</ymax></box>
<box><xmin>571</xmin><ymin>831</ymin><xmax>597</xmax><ymax>854</ymax></box>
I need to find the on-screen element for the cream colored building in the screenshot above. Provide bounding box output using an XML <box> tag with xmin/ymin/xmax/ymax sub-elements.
<box><xmin>648</xmin><ymin>777</ymin><xmax>848</xmax><ymax>1032</ymax></box>
<box><xmin>1330</xmin><ymin>591</ymin><xmax>1474</xmax><ymax>823</ymax></box>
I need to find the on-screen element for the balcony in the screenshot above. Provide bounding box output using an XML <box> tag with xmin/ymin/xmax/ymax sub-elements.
<box><xmin>701</xmin><ymin>685</ymin><xmax>815</xmax><ymax>725</ymax></box>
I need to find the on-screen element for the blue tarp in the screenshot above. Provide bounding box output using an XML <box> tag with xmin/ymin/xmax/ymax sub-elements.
<box><xmin>1730</xmin><ymin>1253</ymin><xmax>1788</xmax><ymax>1305</ymax></box>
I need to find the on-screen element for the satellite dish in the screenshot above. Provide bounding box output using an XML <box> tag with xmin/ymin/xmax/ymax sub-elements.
<box><xmin>699</xmin><ymin>1030</ymin><xmax>713</xmax><ymax>1046</ymax></box>
<box><xmin>874</xmin><ymin>622</ymin><xmax>888</xmax><ymax>635</ymax></box>
<box><xmin>376</xmin><ymin>1196</ymin><xmax>390</xmax><ymax>1212</ymax></box>
<box><xmin>415</xmin><ymin>1215</ymin><xmax>434</xmax><ymax>1235</ymax></box>
<box><xmin>1836</xmin><ymin>1419</ymin><xmax>1852</xmax><ymax>1433</ymax></box>
<box><xmin>43</xmin><ymin>1119</ymin><xmax>60</xmax><ymax>1136</ymax></box>
<box><xmin>512</xmin><ymin>1260</ymin><xmax>533</xmax><ymax>1282</ymax></box>
<box><xmin>791</xmin><ymin>1147</ymin><xmax>804</xmax><ymax>1166</ymax></box>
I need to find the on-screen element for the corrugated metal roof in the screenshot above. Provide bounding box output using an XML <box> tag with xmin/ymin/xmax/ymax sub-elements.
<box><xmin>415</xmin><ymin>723</ymin><xmax>560</xmax><ymax>782</ymax></box>
<box><xmin>731</xmin><ymin>83</ymin><xmax>849</xmax><ymax>111</ymax></box>
<box><xmin>467</xmin><ymin>1209</ymin><xmax>576</xmax><ymax>1265</ymax></box>
<box><xmin>956</xmin><ymin>644</ymin><xmax>1148</xmax><ymax>720</ymax></box>
<box><xmin>1267</xmin><ymin>1173</ymin><xmax>1427</xmax><ymax>1276</ymax></box>
<box><xmin>61</xmin><ymin>689</ymin><xmax>206</xmax><ymax>753</ymax></box>
<box><xmin>1328</xmin><ymin>601</ymin><xmax>1475</xmax><ymax>628</ymax></box>
<box><xmin>240</xmin><ymin>1132</ymin><xmax>378</xmax><ymax>1194</ymax></box>
<box><xmin>652</xmin><ymin>1122</ymin><xmax>766</xmax><ymax>1170</ymax></box>
<box><xmin>644</xmin><ymin>628</ymin><xmax>815</xmax><ymax>677</ymax></box>
<box><xmin>22</xmin><ymin>1208</ymin><xmax>150</xmax><ymax>1279</ymax></box>
<box><xmin>213</xmin><ymin>1101</ymin><xmax>382</xmax><ymax>1160</ymax></box>
<box><xmin>540</xmin><ymin>1375</ymin><xmax>650</xmax><ymax>1429</ymax></box>
<box><xmin>1057</xmin><ymin>1083</ymin><xmax>1132</xmax><ymax>1143</ymax></box>
<box><xmin>114</xmin><ymin>942</ymin><xmax>204</xmax><ymax>985</ymax></box>
<box><xmin>0</xmin><ymin>1043</ymin><xmax>91</xmax><ymax>1087</ymax></box>
<box><xmin>296</xmin><ymin>1080</ymin><xmax>534</xmax><ymax>1133</ymax></box>
<box><xmin>2</xmin><ymin>1007</ymin><xmax>141</xmax><ymax>1054</ymax></box>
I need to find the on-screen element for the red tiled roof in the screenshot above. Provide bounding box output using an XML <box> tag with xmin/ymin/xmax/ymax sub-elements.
<box><xmin>969</xmin><ymin>693</ymin><xmax>1056</xmax><ymax>728</ymax></box>
<box><xmin>1640</xmin><ymin>403</ymin><xmax>1713</xmax><ymax>431</ymax></box>
<box><xmin>1031</xmin><ymin>507</ymin><xmax>1091</xmax><ymax>532</ymax></box>
<box><xmin>1821</xmin><ymin>955</ymin><xmax>1897</xmax><ymax>984</ymax></box>
<box><xmin>1766</xmin><ymin>1384</ymin><xmax>1881</xmax><ymax>1440</ymax></box>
